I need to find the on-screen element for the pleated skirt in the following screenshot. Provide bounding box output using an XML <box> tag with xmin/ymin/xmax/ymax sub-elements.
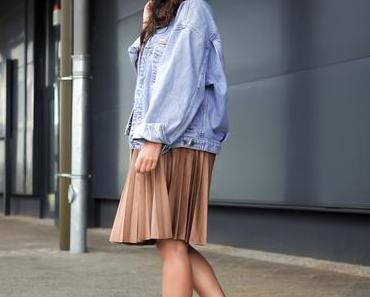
<box><xmin>109</xmin><ymin>147</ymin><xmax>216</xmax><ymax>246</ymax></box>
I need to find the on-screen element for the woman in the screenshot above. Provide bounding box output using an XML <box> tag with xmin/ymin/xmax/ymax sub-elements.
<box><xmin>109</xmin><ymin>0</ymin><xmax>229</xmax><ymax>296</ymax></box>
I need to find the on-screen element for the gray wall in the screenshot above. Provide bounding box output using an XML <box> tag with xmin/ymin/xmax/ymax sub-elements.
<box><xmin>0</xmin><ymin>0</ymin><xmax>35</xmax><ymax>195</ymax></box>
<box><xmin>0</xmin><ymin>0</ymin><xmax>48</xmax><ymax>217</ymax></box>
<box><xmin>213</xmin><ymin>0</ymin><xmax>370</xmax><ymax>210</ymax></box>
<box><xmin>91</xmin><ymin>0</ymin><xmax>370</xmax><ymax>211</ymax></box>
<box><xmin>91</xmin><ymin>0</ymin><xmax>143</xmax><ymax>200</ymax></box>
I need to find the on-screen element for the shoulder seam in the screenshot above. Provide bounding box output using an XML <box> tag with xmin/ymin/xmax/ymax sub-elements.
<box><xmin>174</xmin><ymin>0</ymin><xmax>213</xmax><ymax>40</ymax></box>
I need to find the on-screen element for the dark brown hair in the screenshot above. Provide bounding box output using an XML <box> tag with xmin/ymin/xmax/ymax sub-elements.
<box><xmin>135</xmin><ymin>0</ymin><xmax>186</xmax><ymax>68</ymax></box>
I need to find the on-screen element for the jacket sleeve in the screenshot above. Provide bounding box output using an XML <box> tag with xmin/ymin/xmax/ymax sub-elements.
<box><xmin>131</xmin><ymin>26</ymin><xmax>209</xmax><ymax>145</ymax></box>
<box><xmin>127</xmin><ymin>36</ymin><xmax>140</xmax><ymax>73</ymax></box>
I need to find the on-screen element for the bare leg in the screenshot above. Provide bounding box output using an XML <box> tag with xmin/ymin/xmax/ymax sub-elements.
<box><xmin>156</xmin><ymin>239</ymin><xmax>193</xmax><ymax>297</ymax></box>
<box><xmin>188</xmin><ymin>245</ymin><xmax>226</xmax><ymax>297</ymax></box>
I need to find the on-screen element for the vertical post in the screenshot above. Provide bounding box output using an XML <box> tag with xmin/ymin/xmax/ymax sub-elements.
<box><xmin>58</xmin><ymin>0</ymin><xmax>73</xmax><ymax>251</ymax></box>
<box><xmin>69</xmin><ymin>0</ymin><xmax>91</xmax><ymax>253</ymax></box>
<box><xmin>3</xmin><ymin>60</ymin><xmax>12</xmax><ymax>215</ymax></box>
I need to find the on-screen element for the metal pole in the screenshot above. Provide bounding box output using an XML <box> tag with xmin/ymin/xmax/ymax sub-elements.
<box><xmin>58</xmin><ymin>0</ymin><xmax>73</xmax><ymax>251</ymax></box>
<box><xmin>3</xmin><ymin>60</ymin><xmax>12</xmax><ymax>216</ymax></box>
<box><xmin>69</xmin><ymin>0</ymin><xmax>91</xmax><ymax>253</ymax></box>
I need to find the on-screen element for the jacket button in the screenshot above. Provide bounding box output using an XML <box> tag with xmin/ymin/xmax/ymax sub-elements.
<box><xmin>189</xmin><ymin>139</ymin><xmax>194</xmax><ymax>146</ymax></box>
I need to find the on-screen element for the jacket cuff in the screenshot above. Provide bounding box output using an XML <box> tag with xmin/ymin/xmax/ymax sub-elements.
<box><xmin>160</xmin><ymin>144</ymin><xmax>172</xmax><ymax>155</ymax></box>
<box><xmin>131</xmin><ymin>122</ymin><xmax>170</xmax><ymax>145</ymax></box>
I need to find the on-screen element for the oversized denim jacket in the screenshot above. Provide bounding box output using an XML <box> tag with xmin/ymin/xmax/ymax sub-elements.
<box><xmin>125</xmin><ymin>0</ymin><xmax>230</xmax><ymax>155</ymax></box>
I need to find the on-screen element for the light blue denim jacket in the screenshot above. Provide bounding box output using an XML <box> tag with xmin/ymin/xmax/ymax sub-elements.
<box><xmin>125</xmin><ymin>0</ymin><xmax>230</xmax><ymax>155</ymax></box>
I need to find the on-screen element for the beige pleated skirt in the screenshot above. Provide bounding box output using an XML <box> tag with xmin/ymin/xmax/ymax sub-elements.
<box><xmin>109</xmin><ymin>147</ymin><xmax>216</xmax><ymax>246</ymax></box>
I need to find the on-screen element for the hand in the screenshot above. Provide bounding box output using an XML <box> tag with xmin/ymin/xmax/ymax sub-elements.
<box><xmin>142</xmin><ymin>0</ymin><xmax>153</xmax><ymax>29</ymax></box>
<box><xmin>135</xmin><ymin>140</ymin><xmax>162</xmax><ymax>173</ymax></box>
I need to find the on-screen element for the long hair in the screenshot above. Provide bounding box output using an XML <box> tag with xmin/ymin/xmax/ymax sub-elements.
<box><xmin>135</xmin><ymin>0</ymin><xmax>185</xmax><ymax>68</ymax></box>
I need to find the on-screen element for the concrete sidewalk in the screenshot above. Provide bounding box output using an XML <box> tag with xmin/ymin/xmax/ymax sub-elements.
<box><xmin>0</xmin><ymin>214</ymin><xmax>369</xmax><ymax>297</ymax></box>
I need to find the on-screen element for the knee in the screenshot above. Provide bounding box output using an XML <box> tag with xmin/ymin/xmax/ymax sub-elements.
<box><xmin>156</xmin><ymin>239</ymin><xmax>189</xmax><ymax>259</ymax></box>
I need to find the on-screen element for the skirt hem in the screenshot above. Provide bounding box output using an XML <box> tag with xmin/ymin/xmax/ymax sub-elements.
<box><xmin>109</xmin><ymin>237</ymin><xmax>207</xmax><ymax>246</ymax></box>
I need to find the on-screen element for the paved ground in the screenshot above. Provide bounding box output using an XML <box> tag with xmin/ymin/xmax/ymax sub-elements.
<box><xmin>0</xmin><ymin>214</ymin><xmax>369</xmax><ymax>297</ymax></box>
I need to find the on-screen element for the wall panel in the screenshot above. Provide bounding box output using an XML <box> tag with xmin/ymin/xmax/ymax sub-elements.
<box><xmin>91</xmin><ymin>0</ymin><xmax>370</xmax><ymax>211</ymax></box>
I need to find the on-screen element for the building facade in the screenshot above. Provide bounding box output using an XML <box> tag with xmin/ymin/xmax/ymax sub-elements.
<box><xmin>1</xmin><ymin>0</ymin><xmax>370</xmax><ymax>265</ymax></box>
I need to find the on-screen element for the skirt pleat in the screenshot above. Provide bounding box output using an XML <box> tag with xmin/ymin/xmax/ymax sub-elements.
<box><xmin>109</xmin><ymin>147</ymin><xmax>216</xmax><ymax>246</ymax></box>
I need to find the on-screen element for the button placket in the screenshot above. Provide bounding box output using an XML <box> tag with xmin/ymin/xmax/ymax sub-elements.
<box><xmin>151</xmin><ymin>41</ymin><xmax>166</xmax><ymax>84</ymax></box>
<box><xmin>124</xmin><ymin>108</ymin><xmax>134</xmax><ymax>135</ymax></box>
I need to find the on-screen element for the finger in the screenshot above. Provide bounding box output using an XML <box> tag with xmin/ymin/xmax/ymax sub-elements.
<box><xmin>135</xmin><ymin>151</ymin><xmax>144</xmax><ymax>173</ymax></box>
<box><xmin>135</xmin><ymin>157</ymin><xmax>142</xmax><ymax>173</ymax></box>
<box><xmin>140</xmin><ymin>157</ymin><xmax>149</xmax><ymax>173</ymax></box>
<box><xmin>150</xmin><ymin>158</ymin><xmax>158</xmax><ymax>171</ymax></box>
<box><xmin>140</xmin><ymin>156</ymin><xmax>153</xmax><ymax>173</ymax></box>
<box><xmin>150</xmin><ymin>149</ymin><xmax>160</xmax><ymax>171</ymax></box>
<box><xmin>150</xmin><ymin>155</ymin><xmax>159</xmax><ymax>172</ymax></box>
<box><xmin>143</xmin><ymin>158</ymin><xmax>153</xmax><ymax>173</ymax></box>
<box><xmin>147</xmin><ymin>159</ymin><xmax>156</xmax><ymax>172</ymax></box>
